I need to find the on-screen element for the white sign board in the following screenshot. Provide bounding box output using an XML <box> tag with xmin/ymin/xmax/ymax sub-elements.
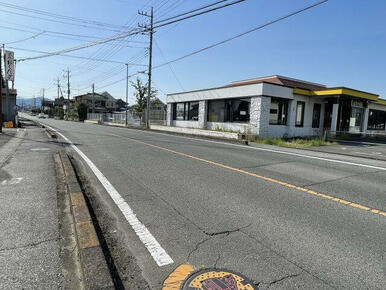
<box><xmin>5</xmin><ymin>50</ymin><xmax>14</xmax><ymax>81</ymax></box>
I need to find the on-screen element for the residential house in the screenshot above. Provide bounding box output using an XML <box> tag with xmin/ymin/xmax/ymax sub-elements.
<box><xmin>74</xmin><ymin>91</ymin><xmax>117</xmax><ymax>113</ymax></box>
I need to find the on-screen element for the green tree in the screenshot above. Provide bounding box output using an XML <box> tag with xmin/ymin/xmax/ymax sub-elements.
<box><xmin>131</xmin><ymin>78</ymin><xmax>157</xmax><ymax>115</ymax></box>
<box><xmin>75</xmin><ymin>101</ymin><xmax>88</xmax><ymax>121</ymax></box>
<box><xmin>54</xmin><ymin>106</ymin><xmax>64</xmax><ymax>119</ymax></box>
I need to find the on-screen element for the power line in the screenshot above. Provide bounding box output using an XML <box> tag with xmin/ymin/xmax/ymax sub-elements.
<box><xmin>0</xmin><ymin>1</ymin><xmax>130</xmax><ymax>29</ymax></box>
<box><xmin>16</xmin><ymin>0</ymin><xmax>245</xmax><ymax>63</ymax></box>
<box><xmin>0</xmin><ymin>8</ymin><xmax>124</xmax><ymax>32</ymax></box>
<box><xmin>11</xmin><ymin>46</ymin><xmax>148</xmax><ymax>66</ymax></box>
<box><xmin>64</xmin><ymin>0</ymin><xmax>328</xmax><ymax>91</ymax></box>
<box><xmin>154</xmin><ymin>0</ymin><xmax>246</xmax><ymax>28</ymax></box>
<box><xmin>153</xmin><ymin>0</ymin><xmax>329</xmax><ymax>69</ymax></box>
<box><xmin>154</xmin><ymin>0</ymin><xmax>229</xmax><ymax>24</ymax></box>
<box><xmin>17</xmin><ymin>27</ymin><xmax>147</xmax><ymax>62</ymax></box>
<box><xmin>4</xmin><ymin>31</ymin><xmax>45</xmax><ymax>45</ymax></box>
<box><xmin>154</xmin><ymin>40</ymin><xmax>184</xmax><ymax>91</ymax></box>
<box><xmin>0</xmin><ymin>21</ymin><xmax>149</xmax><ymax>43</ymax></box>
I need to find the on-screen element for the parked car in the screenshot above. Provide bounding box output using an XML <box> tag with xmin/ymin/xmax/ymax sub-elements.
<box><xmin>38</xmin><ymin>113</ymin><xmax>46</xmax><ymax>119</ymax></box>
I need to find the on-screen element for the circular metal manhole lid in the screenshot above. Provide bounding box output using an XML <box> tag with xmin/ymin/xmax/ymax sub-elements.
<box><xmin>182</xmin><ymin>268</ymin><xmax>258</xmax><ymax>290</ymax></box>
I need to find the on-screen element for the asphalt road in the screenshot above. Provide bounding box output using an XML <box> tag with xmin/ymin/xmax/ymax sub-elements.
<box><xmin>31</xmin><ymin>117</ymin><xmax>386</xmax><ymax>289</ymax></box>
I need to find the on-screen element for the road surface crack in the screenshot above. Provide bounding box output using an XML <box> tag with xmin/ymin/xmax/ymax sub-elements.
<box><xmin>204</xmin><ymin>223</ymin><xmax>252</xmax><ymax>237</ymax></box>
<box><xmin>187</xmin><ymin>237</ymin><xmax>211</xmax><ymax>261</ymax></box>
<box><xmin>266</xmin><ymin>272</ymin><xmax>302</xmax><ymax>288</ymax></box>
<box><xmin>0</xmin><ymin>237</ymin><xmax>58</xmax><ymax>253</ymax></box>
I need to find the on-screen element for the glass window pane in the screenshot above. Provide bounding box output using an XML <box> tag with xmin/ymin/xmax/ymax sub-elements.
<box><xmin>208</xmin><ymin>100</ymin><xmax>226</xmax><ymax>122</ymax></box>
<box><xmin>230</xmin><ymin>98</ymin><xmax>250</xmax><ymax>122</ymax></box>
<box><xmin>368</xmin><ymin>109</ymin><xmax>386</xmax><ymax>130</ymax></box>
<box><xmin>296</xmin><ymin>102</ymin><xmax>305</xmax><ymax>127</ymax></box>
<box><xmin>176</xmin><ymin>103</ymin><xmax>185</xmax><ymax>120</ymax></box>
<box><xmin>187</xmin><ymin>102</ymin><xmax>199</xmax><ymax>121</ymax></box>
<box><xmin>270</xmin><ymin>98</ymin><xmax>288</xmax><ymax>125</ymax></box>
<box><xmin>269</xmin><ymin>100</ymin><xmax>279</xmax><ymax>124</ymax></box>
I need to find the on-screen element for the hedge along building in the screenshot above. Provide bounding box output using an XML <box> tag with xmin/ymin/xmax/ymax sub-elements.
<box><xmin>166</xmin><ymin>75</ymin><xmax>386</xmax><ymax>138</ymax></box>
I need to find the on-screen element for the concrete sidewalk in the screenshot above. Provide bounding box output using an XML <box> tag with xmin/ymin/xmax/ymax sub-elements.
<box><xmin>301</xmin><ymin>140</ymin><xmax>386</xmax><ymax>161</ymax></box>
<box><xmin>0</xmin><ymin>126</ymin><xmax>62</xmax><ymax>289</ymax></box>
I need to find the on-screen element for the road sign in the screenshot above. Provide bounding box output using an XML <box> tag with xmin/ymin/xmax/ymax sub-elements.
<box><xmin>5</xmin><ymin>50</ymin><xmax>14</xmax><ymax>81</ymax></box>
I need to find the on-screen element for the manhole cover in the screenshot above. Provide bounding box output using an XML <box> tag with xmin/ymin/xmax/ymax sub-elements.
<box><xmin>182</xmin><ymin>268</ymin><xmax>257</xmax><ymax>290</ymax></box>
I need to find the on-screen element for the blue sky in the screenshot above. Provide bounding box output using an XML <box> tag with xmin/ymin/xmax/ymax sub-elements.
<box><xmin>1</xmin><ymin>0</ymin><xmax>385</xmax><ymax>104</ymax></box>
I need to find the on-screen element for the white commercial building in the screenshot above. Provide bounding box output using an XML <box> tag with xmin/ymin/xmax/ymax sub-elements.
<box><xmin>166</xmin><ymin>75</ymin><xmax>386</xmax><ymax>138</ymax></box>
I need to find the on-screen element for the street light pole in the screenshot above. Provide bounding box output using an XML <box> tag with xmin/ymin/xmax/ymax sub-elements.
<box><xmin>125</xmin><ymin>63</ymin><xmax>128</xmax><ymax>127</ymax></box>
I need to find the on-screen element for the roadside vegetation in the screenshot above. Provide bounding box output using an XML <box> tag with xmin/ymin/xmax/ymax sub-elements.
<box><xmin>253</xmin><ymin>137</ymin><xmax>335</xmax><ymax>148</ymax></box>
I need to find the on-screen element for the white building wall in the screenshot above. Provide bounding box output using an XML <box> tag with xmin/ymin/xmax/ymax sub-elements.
<box><xmin>198</xmin><ymin>100</ymin><xmax>207</xmax><ymax>128</ymax></box>
<box><xmin>267</xmin><ymin>94</ymin><xmax>325</xmax><ymax>138</ymax></box>
<box><xmin>166</xmin><ymin>103</ymin><xmax>172</xmax><ymax>126</ymax></box>
<box><xmin>206</xmin><ymin>122</ymin><xmax>249</xmax><ymax>133</ymax></box>
<box><xmin>172</xmin><ymin>120</ymin><xmax>201</xmax><ymax>128</ymax></box>
<box><xmin>166</xmin><ymin>83</ymin><xmax>327</xmax><ymax>138</ymax></box>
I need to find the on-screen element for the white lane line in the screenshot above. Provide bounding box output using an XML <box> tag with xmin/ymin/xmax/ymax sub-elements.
<box><xmin>132</xmin><ymin>129</ymin><xmax>386</xmax><ymax>171</ymax></box>
<box><xmin>44</xmin><ymin>124</ymin><xmax>174</xmax><ymax>267</ymax></box>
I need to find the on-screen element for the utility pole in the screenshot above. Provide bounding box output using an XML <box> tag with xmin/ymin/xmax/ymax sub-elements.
<box><xmin>64</xmin><ymin>68</ymin><xmax>70</xmax><ymax>100</ymax></box>
<box><xmin>2</xmin><ymin>44</ymin><xmax>9</xmax><ymax>122</ymax></box>
<box><xmin>138</xmin><ymin>7</ymin><xmax>154</xmax><ymax>128</ymax></box>
<box><xmin>125</xmin><ymin>63</ymin><xmax>128</xmax><ymax>127</ymax></box>
<box><xmin>57</xmin><ymin>78</ymin><xmax>60</xmax><ymax>100</ymax></box>
<box><xmin>92</xmin><ymin>83</ymin><xmax>95</xmax><ymax>114</ymax></box>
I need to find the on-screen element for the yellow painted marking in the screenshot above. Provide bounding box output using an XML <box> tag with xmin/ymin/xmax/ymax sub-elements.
<box><xmin>124</xmin><ymin>137</ymin><xmax>385</xmax><ymax>218</ymax></box>
<box><xmin>162</xmin><ymin>264</ymin><xmax>195</xmax><ymax>289</ymax></box>
<box><xmin>349</xmin><ymin>203</ymin><xmax>371</xmax><ymax>211</ymax></box>
<box><xmin>75</xmin><ymin>221</ymin><xmax>99</xmax><ymax>249</ymax></box>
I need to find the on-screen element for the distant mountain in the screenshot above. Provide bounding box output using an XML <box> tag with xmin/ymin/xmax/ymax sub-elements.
<box><xmin>16</xmin><ymin>97</ymin><xmax>54</xmax><ymax>108</ymax></box>
<box><xmin>16</xmin><ymin>97</ymin><xmax>41</xmax><ymax>108</ymax></box>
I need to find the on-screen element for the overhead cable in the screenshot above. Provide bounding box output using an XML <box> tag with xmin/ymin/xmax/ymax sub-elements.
<box><xmin>154</xmin><ymin>0</ymin><xmax>229</xmax><ymax>24</ymax></box>
<box><xmin>11</xmin><ymin>46</ymin><xmax>147</xmax><ymax>65</ymax></box>
<box><xmin>154</xmin><ymin>0</ymin><xmax>329</xmax><ymax>69</ymax></box>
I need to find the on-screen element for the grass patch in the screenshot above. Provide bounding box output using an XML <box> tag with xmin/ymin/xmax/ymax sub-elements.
<box><xmin>253</xmin><ymin>137</ymin><xmax>335</xmax><ymax>148</ymax></box>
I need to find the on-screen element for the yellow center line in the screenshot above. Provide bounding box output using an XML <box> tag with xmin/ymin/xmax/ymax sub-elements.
<box><xmin>114</xmin><ymin>134</ymin><xmax>386</xmax><ymax>218</ymax></box>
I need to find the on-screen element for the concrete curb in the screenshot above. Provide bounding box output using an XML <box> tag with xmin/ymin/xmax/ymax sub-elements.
<box><xmin>58</xmin><ymin>150</ymin><xmax>115</xmax><ymax>290</ymax></box>
<box><xmin>45</xmin><ymin>128</ymin><xmax>57</xmax><ymax>139</ymax></box>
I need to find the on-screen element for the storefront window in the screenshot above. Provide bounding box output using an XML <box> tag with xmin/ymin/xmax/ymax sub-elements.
<box><xmin>208</xmin><ymin>100</ymin><xmax>226</xmax><ymax>122</ymax></box>
<box><xmin>295</xmin><ymin>101</ymin><xmax>305</xmax><ymax>127</ymax></box>
<box><xmin>207</xmin><ymin>98</ymin><xmax>250</xmax><ymax>122</ymax></box>
<box><xmin>173</xmin><ymin>102</ymin><xmax>199</xmax><ymax>121</ymax></box>
<box><xmin>175</xmin><ymin>103</ymin><xmax>185</xmax><ymax>120</ymax></box>
<box><xmin>187</xmin><ymin>102</ymin><xmax>199</xmax><ymax>121</ymax></box>
<box><xmin>269</xmin><ymin>98</ymin><xmax>288</xmax><ymax>125</ymax></box>
<box><xmin>312</xmin><ymin>103</ymin><xmax>321</xmax><ymax>128</ymax></box>
<box><xmin>368</xmin><ymin>109</ymin><xmax>386</xmax><ymax>130</ymax></box>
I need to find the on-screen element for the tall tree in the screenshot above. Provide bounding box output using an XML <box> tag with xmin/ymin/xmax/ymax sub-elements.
<box><xmin>131</xmin><ymin>78</ymin><xmax>157</xmax><ymax>115</ymax></box>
